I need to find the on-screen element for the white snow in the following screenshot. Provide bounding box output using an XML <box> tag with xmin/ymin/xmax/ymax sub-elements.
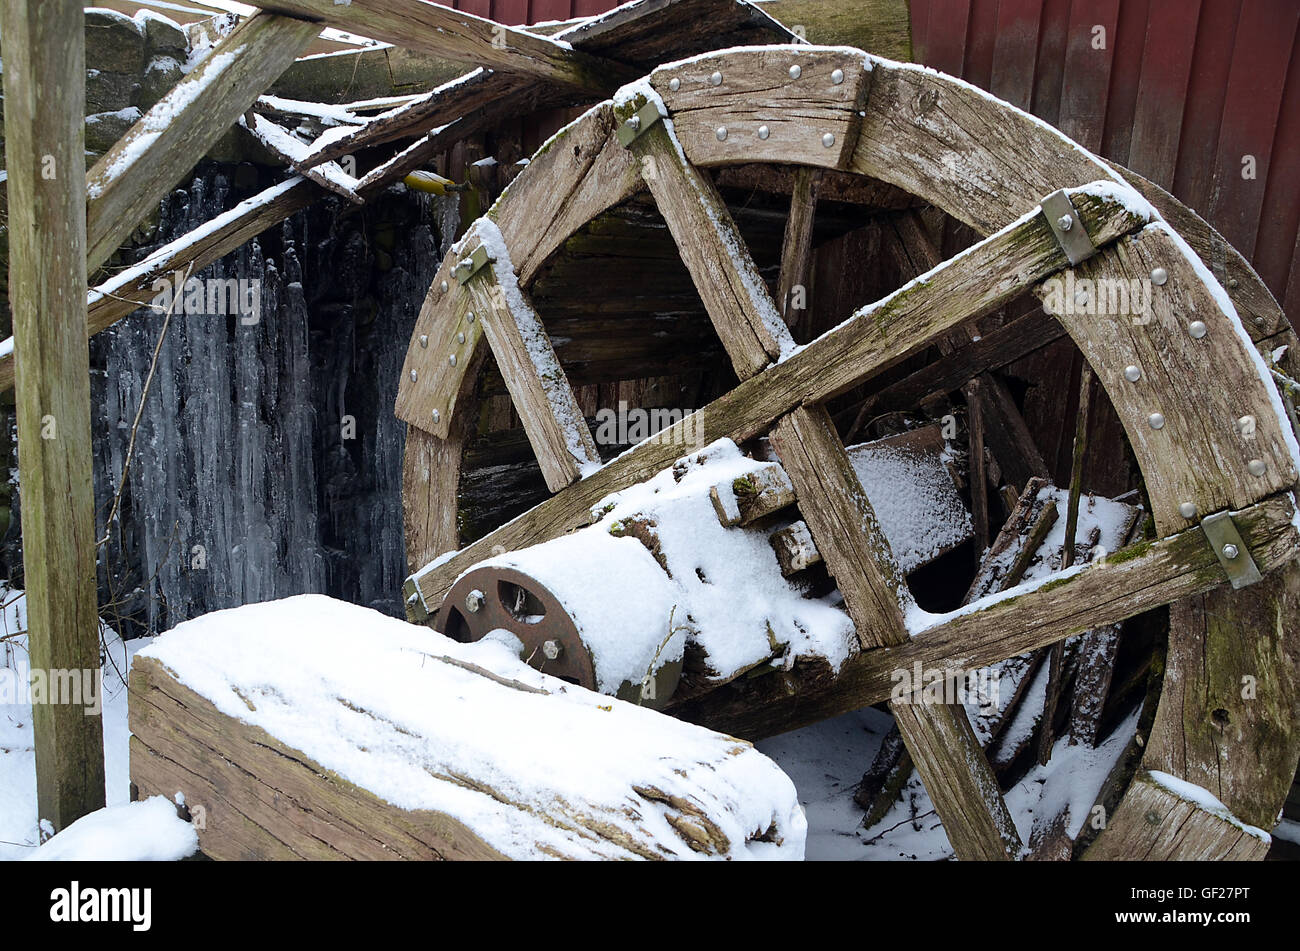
<box><xmin>24</xmin><ymin>797</ymin><xmax>197</xmax><ymax>862</ymax></box>
<box><xmin>135</xmin><ymin>594</ymin><xmax>805</xmax><ymax>860</ymax></box>
<box><xmin>1146</xmin><ymin>770</ymin><xmax>1271</xmax><ymax>842</ymax></box>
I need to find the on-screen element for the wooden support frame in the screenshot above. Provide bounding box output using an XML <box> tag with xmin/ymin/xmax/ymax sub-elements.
<box><xmin>1</xmin><ymin>0</ymin><xmax>105</xmax><ymax>832</ymax></box>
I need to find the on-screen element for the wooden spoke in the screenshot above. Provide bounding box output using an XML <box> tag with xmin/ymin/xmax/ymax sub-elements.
<box><xmin>86</xmin><ymin>13</ymin><xmax>319</xmax><ymax>272</ymax></box>
<box><xmin>405</xmin><ymin>187</ymin><xmax>1145</xmax><ymax>616</ymax></box>
<box><xmin>241</xmin><ymin>114</ymin><xmax>363</xmax><ymax>204</ymax></box>
<box><xmin>671</xmin><ymin>492</ymin><xmax>1300</xmax><ymax>739</ymax></box>
<box><xmin>778</xmin><ymin>166</ymin><xmax>822</xmax><ymax>331</ymax></box>
<box><xmin>621</xmin><ymin>100</ymin><xmax>793</xmax><ymax>378</ymax></box>
<box><xmin>461</xmin><ymin>231</ymin><xmax>600</xmax><ymax>492</ymax></box>
<box><xmin>257</xmin><ymin>0</ymin><xmax>639</xmax><ymax>95</ymax></box>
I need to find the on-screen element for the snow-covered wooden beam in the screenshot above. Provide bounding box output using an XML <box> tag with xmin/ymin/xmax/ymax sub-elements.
<box><xmin>86</xmin><ymin>12</ymin><xmax>320</xmax><ymax>272</ymax></box>
<box><xmin>255</xmin><ymin>0</ymin><xmax>639</xmax><ymax>95</ymax></box>
<box><xmin>129</xmin><ymin>596</ymin><xmax>805</xmax><ymax>860</ymax></box>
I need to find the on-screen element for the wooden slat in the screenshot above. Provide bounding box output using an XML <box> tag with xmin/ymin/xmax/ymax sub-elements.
<box><xmin>257</xmin><ymin>0</ymin><xmax>638</xmax><ymax>93</ymax></box>
<box><xmin>241</xmin><ymin>114</ymin><xmax>362</xmax><ymax>203</ymax></box>
<box><xmin>649</xmin><ymin>47</ymin><xmax>872</xmax><ymax>171</ymax></box>
<box><xmin>778</xmin><ymin>166</ymin><xmax>821</xmax><ymax>328</ymax></box>
<box><xmin>1083</xmin><ymin>773</ymin><xmax>1270</xmax><ymax>861</ymax></box>
<box><xmin>405</xmin><ymin>189</ymin><xmax>1146</xmax><ymax>614</ymax></box>
<box><xmin>85</xmin><ymin>13</ymin><xmax>319</xmax><ymax>272</ymax></box>
<box><xmin>852</xmin><ymin>59</ymin><xmax>1119</xmax><ymax>235</ymax></box>
<box><xmin>672</xmin><ymin>492</ymin><xmax>1300</xmax><ymax>740</ymax></box>
<box><xmin>1126</xmin><ymin>0</ymin><xmax>1201</xmax><ymax>190</ymax></box>
<box><xmin>464</xmin><ymin>235</ymin><xmax>601</xmax><ymax>491</ymax></box>
<box><xmin>623</xmin><ymin>109</ymin><xmax>793</xmax><ymax>378</ymax></box>
<box><xmin>987</xmin><ymin>0</ymin><xmax>1041</xmax><ymax>110</ymax></box>
<box><xmin>1043</xmin><ymin>224</ymin><xmax>1297</xmax><ymax>533</ymax></box>
<box><xmin>1</xmin><ymin>0</ymin><xmax>105</xmax><ymax>833</ymax></box>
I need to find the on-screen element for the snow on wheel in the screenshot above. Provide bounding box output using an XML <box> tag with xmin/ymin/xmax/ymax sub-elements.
<box><xmin>394</xmin><ymin>47</ymin><xmax>1300</xmax><ymax>860</ymax></box>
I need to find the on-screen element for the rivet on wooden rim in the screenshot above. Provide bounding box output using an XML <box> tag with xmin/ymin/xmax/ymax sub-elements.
<box><xmin>431</xmin><ymin>409</ymin><xmax>441</xmax><ymax>424</ymax></box>
<box><xmin>1178</xmin><ymin>501</ymin><xmax>1197</xmax><ymax>519</ymax></box>
<box><xmin>449</xmin><ymin>354</ymin><xmax>457</xmax><ymax>367</ymax></box>
<box><xmin>1189</xmin><ymin>320</ymin><xmax>1207</xmax><ymax>338</ymax></box>
<box><xmin>1150</xmin><ymin>267</ymin><xmax>1168</xmax><ymax>286</ymax></box>
<box><xmin>758</xmin><ymin>125</ymin><xmax>770</xmax><ymax>140</ymax></box>
<box><xmin>715</xmin><ymin>126</ymin><xmax>728</xmax><ymax>141</ymax></box>
<box><xmin>418</xmin><ymin>334</ymin><xmax>429</xmax><ymax>349</ymax></box>
<box><xmin>822</xmin><ymin>132</ymin><xmax>836</xmax><ymax>148</ymax></box>
<box><xmin>831</xmin><ymin>68</ymin><xmax>845</xmax><ymax>85</ymax></box>
<box><xmin>1148</xmin><ymin>412</ymin><xmax>1165</xmax><ymax>430</ymax></box>
<box><xmin>709</xmin><ymin>70</ymin><xmax>722</xmax><ymax>86</ymax></box>
<box><xmin>409</xmin><ymin>369</ymin><xmax>417</xmax><ymax>382</ymax></box>
<box><xmin>1124</xmin><ymin>365</ymin><xmax>1141</xmax><ymax>382</ymax></box>
<box><xmin>668</xmin><ymin>77</ymin><xmax>681</xmax><ymax>92</ymax></box>
<box><xmin>788</xmin><ymin>64</ymin><xmax>802</xmax><ymax>79</ymax></box>
<box><xmin>1248</xmin><ymin>458</ymin><xmax>1267</xmax><ymax>476</ymax></box>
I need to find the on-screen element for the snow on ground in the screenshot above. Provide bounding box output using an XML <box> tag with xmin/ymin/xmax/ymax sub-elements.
<box><xmin>0</xmin><ymin>587</ymin><xmax>156</xmax><ymax>860</ymax></box>
<box><xmin>24</xmin><ymin>796</ymin><xmax>197</xmax><ymax>862</ymax></box>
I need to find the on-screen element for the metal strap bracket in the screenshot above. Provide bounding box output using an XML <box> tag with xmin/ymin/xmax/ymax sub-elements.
<box><xmin>1041</xmin><ymin>189</ymin><xmax>1098</xmax><ymax>266</ymax></box>
<box><xmin>616</xmin><ymin>99</ymin><xmax>666</xmax><ymax>148</ymax></box>
<box><xmin>1201</xmin><ymin>510</ymin><xmax>1264</xmax><ymax>589</ymax></box>
<box><xmin>453</xmin><ymin>244</ymin><xmax>493</xmax><ymax>285</ymax></box>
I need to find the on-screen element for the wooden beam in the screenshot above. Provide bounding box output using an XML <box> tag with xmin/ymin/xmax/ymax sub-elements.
<box><xmin>672</xmin><ymin>492</ymin><xmax>1300</xmax><ymax>740</ymax></box>
<box><xmin>256</xmin><ymin>0</ymin><xmax>637</xmax><ymax>94</ymax></box>
<box><xmin>86</xmin><ymin>12</ymin><xmax>320</xmax><ymax>272</ymax></box>
<box><xmin>406</xmin><ymin>189</ymin><xmax>1145</xmax><ymax>615</ymax></box>
<box><xmin>622</xmin><ymin>105</ymin><xmax>793</xmax><ymax>378</ymax></box>
<box><xmin>1</xmin><ymin>0</ymin><xmax>105</xmax><ymax>833</ymax></box>
<box><xmin>463</xmin><ymin>231</ymin><xmax>601</xmax><ymax>492</ymax></box>
<box><xmin>778</xmin><ymin>166</ymin><xmax>821</xmax><ymax>330</ymax></box>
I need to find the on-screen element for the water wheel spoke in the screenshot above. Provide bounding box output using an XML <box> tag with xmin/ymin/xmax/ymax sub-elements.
<box><xmin>458</xmin><ymin>225</ymin><xmax>601</xmax><ymax>493</ymax></box>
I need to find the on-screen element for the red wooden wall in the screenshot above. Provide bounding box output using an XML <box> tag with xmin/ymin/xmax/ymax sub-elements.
<box><xmin>912</xmin><ymin>0</ymin><xmax>1300</xmax><ymax>325</ymax></box>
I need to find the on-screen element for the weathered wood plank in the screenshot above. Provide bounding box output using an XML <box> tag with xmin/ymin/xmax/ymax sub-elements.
<box><xmin>85</xmin><ymin>13</ymin><xmax>319</xmax><ymax>272</ymax></box>
<box><xmin>710</xmin><ymin>462</ymin><xmax>796</xmax><ymax>527</ymax></box>
<box><xmin>465</xmin><ymin>236</ymin><xmax>601</xmax><ymax>492</ymax></box>
<box><xmin>1043</xmin><ymin>224</ymin><xmax>1297</xmax><ymax>534</ymax></box>
<box><xmin>256</xmin><ymin>0</ymin><xmax>638</xmax><ymax>94</ymax></box>
<box><xmin>240</xmin><ymin>113</ymin><xmax>362</xmax><ymax>203</ymax></box>
<box><xmin>406</xmin><ymin>190</ymin><xmax>1145</xmax><ymax>614</ymax></box>
<box><xmin>622</xmin><ymin>103</ymin><xmax>793</xmax><ymax>378</ymax></box>
<box><xmin>670</xmin><ymin>492</ymin><xmax>1300</xmax><ymax>740</ymax></box>
<box><xmin>1</xmin><ymin>0</ymin><xmax>105</xmax><ymax>832</ymax></box>
<box><xmin>650</xmin><ymin>47</ymin><xmax>872</xmax><ymax>170</ymax></box>
<box><xmin>1082</xmin><ymin>772</ymin><xmax>1270</xmax><ymax>861</ymax></box>
<box><xmin>778</xmin><ymin>166</ymin><xmax>821</xmax><ymax>328</ymax></box>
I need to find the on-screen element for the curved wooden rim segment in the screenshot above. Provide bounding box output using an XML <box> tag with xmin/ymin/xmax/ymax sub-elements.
<box><xmin>396</xmin><ymin>46</ymin><xmax>1300</xmax><ymax>860</ymax></box>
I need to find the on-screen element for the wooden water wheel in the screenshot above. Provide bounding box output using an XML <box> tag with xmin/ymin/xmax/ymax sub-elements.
<box><xmin>393</xmin><ymin>46</ymin><xmax>1300</xmax><ymax>861</ymax></box>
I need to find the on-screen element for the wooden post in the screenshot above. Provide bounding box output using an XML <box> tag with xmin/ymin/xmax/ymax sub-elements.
<box><xmin>2</xmin><ymin>0</ymin><xmax>105</xmax><ymax>832</ymax></box>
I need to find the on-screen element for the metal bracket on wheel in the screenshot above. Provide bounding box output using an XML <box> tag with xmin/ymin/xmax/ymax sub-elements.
<box><xmin>1041</xmin><ymin>189</ymin><xmax>1098</xmax><ymax>266</ymax></box>
<box><xmin>616</xmin><ymin>99</ymin><xmax>665</xmax><ymax>147</ymax></box>
<box><xmin>1201</xmin><ymin>510</ymin><xmax>1264</xmax><ymax>589</ymax></box>
<box><xmin>453</xmin><ymin>244</ymin><xmax>492</xmax><ymax>285</ymax></box>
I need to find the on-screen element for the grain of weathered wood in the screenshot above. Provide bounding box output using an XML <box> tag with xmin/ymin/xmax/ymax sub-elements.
<box><xmin>2</xmin><ymin>0</ymin><xmax>105</xmax><ymax>832</ymax></box>
<box><xmin>465</xmin><ymin>247</ymin><xmax>600</xmax><ymax>492</ymax></box>
<box><xmin>407</xmin><ymin>192</ymin><xmax>1144</xmax><ymax>612</ymax></box>
<box><xmin>85</xmin><ymin>13</ymin><xmax>319</xmax><ymax>272</ymax></box>
<box><xmin>650</xmin><ymin>47</ymin><xmax>872</xmax><ymax>170</ymax></box>
<box><xmin>1043</xmin><ymin>224</ymin><xmax>1297</xmax><ymax>534</ymax></box>
<box><xmin>240</xmin><ymin>113</ymin><xmax>362</xmax><ymax>203</ymax></box>
<box><xmin>778</xmin><ymin>166</ymin><xmax>821</xmax><ymax>329</ymax></box>
<box><xmin>257</xmin><ymin>0</ymin><xmax>637</xmax><ymax>94</ymax></box>
<box><xmin>670</xmin><ymin>492</ymin><xmax>1300</xmax><ymax>740</ymax></box>
<box><xmin>710</xmin><ymin>463</ymin><xmax>796</xmax><ymax>527</ymax></box>
<box><xmin>852</xmin><ymin>61</ymin><xmax>1117</xmax><ymax>235</ymax></box>
<box><xmin>623</xmin><ymin>107</ymin><xmax>792</xmax><ymax>378</ymax></box>
<box><xmin>770</xmin><ymin>520</ymin><xmax>821</xmax><ymax>576</ymax></box>
<box><xmin>1082</xmin><ymin>772</ymin><xmax>1270</xmax><ymax>861</ymax></box>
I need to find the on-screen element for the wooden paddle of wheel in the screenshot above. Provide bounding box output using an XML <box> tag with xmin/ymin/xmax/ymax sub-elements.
<box><xmin>394</xmin><ymin>47</ymin><xmax>1300</xmax><ymax>861</ymax></box>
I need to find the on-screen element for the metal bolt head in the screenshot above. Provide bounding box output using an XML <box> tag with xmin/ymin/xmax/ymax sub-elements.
<box><xmin>431</xmin><ymin>409</ymin><xmax>441</xmax><ymax>424</ymax></box>
<box><xmin>1124</xmin><ymin>365</ymin><xmax>1142</xmax><ymax>382</ymax></box>
<box><xmin>822</xmin><ymin>132</ymin><xmax>836</xmax><ymax>148</ymax></box>
<box><xmin>831</xmin><ymin>68</ymin><xmax>845</xmax><ymax>85</ymax></box>
<box><xmin>1248</xmin><ymin>458</ymin><xmax>1267</xmax><ymax>477</ymax></box>
<box><xmin>542</xmin><ymin>639</ymin><xmax>563</xmax><ymax>660</ymax></box>
<box><xmin>1148</xmin><ymin>412</ymin><xmax>1165</xmax><ymax>430</ymax></box>
<box><xmin>715</xmin><ymin>126</ymin><xmax>728</xmax><ymax>141</ymax></box>
<box><xmin>409</xmin><ymin>369</ymin><xmax>418</xmax><ymax>382</ymax></box>
<box><xmin>1222</xmin><ymin>543</ymin><xmax>1240</xmax><ymax>560</ymax></box>
<box><xmin>467</xmin><ymin>311</ymin><xmax>476</xmax><ymax>323</ymax></box>
<box><xmin>757</xmin><ymin>125</ymin><xmax>770</xmax><ymax>140</ymax></box>
<box><xmin>1178</xmin><ymin>501</ymin><xmax>1197</xmax><ymax>519</ymax></box>
<box><xmin>440</xmin><ymin>280</ymin><xmax>449</xmax><ymax>293</ymax></box>
<box><xmin>1057</xmin><ymin>214</ymin><xmax>1074</xmax><ymax>232</ymax></box>
<box><xmin>1150</xmin><ymin>267</ymin><xmax>1168</xmax><ymax>286</ymax></box>
<box><xmin>449</xmin><ymin>353</ymin><xmax>457</xmax><ymax>367</ymax></box>
<box><xmin>419</xmin><ymin>334</ymin><xmax>429</xmax><ymax>349</ymax></box>
<box><xmin>456</xmin><ymin>331</ymin><xmax>466</xmax><ymax>344</ymax></box>
<box><xmin>626</xmin><ymin>115</ymin><xmax>641</xmax><ymax>132</ymax></box>
<box><xmin>709</xmin><ymin>70</ymin><xmax>722</xmax><ymax>86</ymax></box>
<box><xmin>1188</xmin><ymin>320</ymin><xmax>1207</xmax><ymax>339</ymax></box>
<box><xmin>464</xmin><ymin>589</ymin><xmax>485</xmax><ymax>613</ymax></box>
<box><xmin>788</xmin><ymin>64</ymin><xmax>802</xmax><ymax>79</ymax></box>
<box><xmin>668</xmin><ymin>77</ymin><xmax>681</xmax><ymax>92</ymax></box>
<box><xmin>1255</xmin><ymin>315</ymin><xmax>1267</xmax><ymax>326</ymax></box>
